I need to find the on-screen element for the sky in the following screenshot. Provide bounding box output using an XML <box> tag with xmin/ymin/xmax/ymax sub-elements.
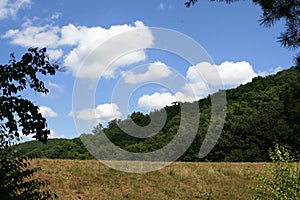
<box><xmin>0</xmin><ymin>0</ymin><xmax>295</xmax><ymax>140</ymax></box>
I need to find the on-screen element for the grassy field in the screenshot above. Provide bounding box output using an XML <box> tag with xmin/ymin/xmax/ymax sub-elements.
<box><xmin>31</xmin><ymin>159</ymin><xmax>270</xmax><ymax>200</ymax></box>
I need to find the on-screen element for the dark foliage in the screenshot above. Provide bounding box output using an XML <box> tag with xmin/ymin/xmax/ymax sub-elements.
<box><xmin>0</xmin><ymin>147</ymin><xmax>57</xmax><ymax>199</ymax></box>
<box><xmin>0</xmin><ymin>47</ymin><xmax>59</xmax><ymax>144</ymax></box>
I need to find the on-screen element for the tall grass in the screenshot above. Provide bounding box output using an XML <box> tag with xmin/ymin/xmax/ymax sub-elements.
<box><xmin>31</xmin><ymin>159</ymin><xmax>270</xmax><ymax>199</ymax></box>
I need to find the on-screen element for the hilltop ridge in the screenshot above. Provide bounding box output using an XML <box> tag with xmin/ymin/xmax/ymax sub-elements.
<box><xmin>18</xmin><ymin>66</ymin><xmax>300</xmax><ymax>161</ymax></box>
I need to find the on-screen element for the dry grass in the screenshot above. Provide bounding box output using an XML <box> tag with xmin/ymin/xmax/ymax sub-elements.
<box><xmin>31</xmin><ymin>159</ymin><xmax>269</xmax><ymax>199</ymax></box>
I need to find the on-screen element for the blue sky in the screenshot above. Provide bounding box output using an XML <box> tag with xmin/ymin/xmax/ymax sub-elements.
<box><xmin>0</xmin><ymin>0</ymin><xmax>294</xmax><ymax>139</ymax></box>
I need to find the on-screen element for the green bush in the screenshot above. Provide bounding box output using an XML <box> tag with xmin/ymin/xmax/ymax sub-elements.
<box><xmin>0</xmin><ymin>145</ymin><xmax>56</xmax><ymax>200</ymax></box>
<box><xmin>252</xmin><ymin>144</ymin><xmax>300</xmax><ymax>199</ymax></box>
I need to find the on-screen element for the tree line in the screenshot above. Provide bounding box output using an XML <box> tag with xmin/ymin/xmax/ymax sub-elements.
<box><xmin>18</xmin><ymin>66</ymin><xmax>300</xmax><ymax>162</ymax></box>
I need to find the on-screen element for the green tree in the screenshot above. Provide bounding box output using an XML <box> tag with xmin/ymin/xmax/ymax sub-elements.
<box><xmin>0</xmin><ymin>47</ymin><xmax>59</xmax><ymax>144</ymax></box>
<box><xmin>185</xmin><ymin>0</ymin><xmax>300</xmax><ymax>64</ymax></box>
<box><xmin>92</xmin><ymin>123</ymin><xmax>103</xmax><ymax>134</ymax></box>
<box><xmin>0</xmin><ymin>48</ymin><xmax>59</xmax><ymax>199</ymax></box>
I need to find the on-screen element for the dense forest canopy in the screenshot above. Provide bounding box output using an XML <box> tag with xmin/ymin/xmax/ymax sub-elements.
<box><xmin>18</xmin><ymin>66</ymin><xmax>300</xmax><ymax>162</ymax></box>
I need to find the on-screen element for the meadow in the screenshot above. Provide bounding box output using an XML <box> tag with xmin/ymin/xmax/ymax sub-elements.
<box><xmin>32</xmin><ymin>159</ymin><xmax>270</xmax><ymax>200</ymax></box>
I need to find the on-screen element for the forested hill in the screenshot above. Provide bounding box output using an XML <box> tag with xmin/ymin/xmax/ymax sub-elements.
<box><xmin>17</xmin><ymin>66</ymin><xmax>300</xmax><ymax>161</ymax></box>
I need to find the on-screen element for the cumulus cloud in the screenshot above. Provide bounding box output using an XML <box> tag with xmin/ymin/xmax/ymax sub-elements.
<box><xmin>138</xmin><ymin>92</ymin><xmax>197</xmax><ymax>110</ymax></box>
<box><xmin>138</xmin><ymin>92</ymin><xmax>176</xmax><ymax>110</ymax></box>
<box><xmin>2</xmin><ymin>23</ymin><xmax>60</xmax><ymax>47</ymax></box>
<box><xmin>216</xmin><ymin>61</ymin><xmax>258</xmax><ymax>86</ymax></box>
<box><xmin>0</xmin><ymin>0</ymin><xmax>31</xmax><ymax>20</ymax></box>
<box><xmin>123</xmin><ymin>61</ymin><xmax>172</xmax><ymax>83</ymax></box>
<box><xmin>21</xmin><ymin>129</ymin><xmax>65</xmax><ymax>141</ymax></box>
<box><xmin>47</xmin><ymin>49</ymin><xmax>63</xmax><ymax>60</ymax></box>
<box><xmin>186</xmin><ymin>61</ymin><xmax>257</xmax><ymax>89</ymax></box>
<box><xmin>186</xmin><ymin>61</ymin><xmax>258</xmax><ymax>97</ymax></box>
<box><xmin>49</xmin><ymin>130</ymin><xmax>66</xmax><ymax>138</ymax></box>
<box><xmin>2</xmin><ymin>20</ymin><xmax>154</xmax><ymax>79</ymax></box>
<box><xmin>75</xmin><ymin>103</ymin><xmax>122</xmax><ymax>122</ymax></box>
<box><xmin>65</xmin><ymin>21</ymin><xmax>153</xmax><ymax>79</ymax></box>
<box><xmin>39</xmin><ymin>106</ymin><xmax>58</xmax><ymax>117</ymax></box>
<box><xmin>183</xmin><ymin>61</ymin><xmax>258</xmax><ymax>99</ymax></box>
<box><xmin>258</xmin><ymin>66</ymin><xmax>282</xmax><ymax>77</ymax></box>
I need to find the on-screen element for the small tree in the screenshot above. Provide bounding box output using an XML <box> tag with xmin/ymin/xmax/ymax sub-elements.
<box><xmin>252</xmin><ymin>143</ymin><xmax>300</xmax><ymax>199</ymax></box>
<box><xmin>0</xmin><ymin>48</ymin><xmax>59</xmax><ymax>199</ymax></box>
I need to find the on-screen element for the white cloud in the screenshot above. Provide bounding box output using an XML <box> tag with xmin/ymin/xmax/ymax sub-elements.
<box><xmin>123</xmin><ymin>61</ymin><xmax>172</xmax><ymax>83</ymax></box>
<box><xmin>64</xmin><ymin>21</ymin><xmax>153</xmax><ymax>79</ymax></box>
<box><xmin>185</xmin><ymin>61</ymin><xmax>258</xmax><ymax>93</ymax></box>
<box><xmin>138</xmin><ymin>92</ymin><xmax>196</xmax><ymax>110</ymax></box>
<box><xmin>216</xmin><ymin>61</ymin><xmax>258</xmax><ymax>86</ymax></box>
<box><xmin>76</xmin><ymin>103</ymin><xmax>122</xmax><ymax>122</ymax></box>
<box><xmin>47</xmin><ymin>81</ymin><xmax>63</xmax><ymax>91</ymax></box>
<box><xmin>138</xmin><ymin>92</ymin><xmax>176</xmax><ymax>110</ymax></box>
<box><xmin>39</xmin><ymin>106</ymin><xmax>58</xmax><ymax>117</ymax></box>
<box><xmin>20</xmin><ymin>134</ymin><xmax>33</xmax><ymax>142</ymax></box>
<box><xmin>258</xmin><ymin>66</ymin><xmax>282</xmax><ymax>77</ymax></box>
<box><xmin>2</xmin><ymin>20</ymin><xmax>154</xmax><ymax>79</ymax></box>
<box><xmin>49</xmin><ymin>130</ymin><xmax>65</xmax><ymax>139</ymax></box>
<box><xmin>47</xmin><ymin>49</ymin><xmax>63</xmax><ymax>60</ymax></box>
<box><xmin>21</xmin><ymin>129</ymin><xmax>66</xmax><ymax>141</ymax></box>
<box><xmin>0</xmin><ymin>0</ymin><xmax>31</xmax><ymax>20</ymax></box>
<box><xmin>2</xmin><ymin>23</ymin><xmax>60</xmax><ymax>47</ymax></box>
<box><xmin>41</xmin><ymin>81</ymin><xmax>63</xmax><ymax>98</ymax></box>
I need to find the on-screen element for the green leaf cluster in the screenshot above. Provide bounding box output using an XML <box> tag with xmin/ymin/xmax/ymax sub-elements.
<box><xmin>0</xmin><ymin>48</ymin><xmax>59</xmax><ymax>143</ymax></box>
<box><xmin>0</xmin><ymin>146</ymin><xmax>56</xmax><ymax>199</ymax></box>
<box><xmin>252</xmin><ymin>144</ymin><xmax>300</xmax><ymax>199</ymax></box>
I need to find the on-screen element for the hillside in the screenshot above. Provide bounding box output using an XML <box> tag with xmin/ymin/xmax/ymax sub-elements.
<box><xmin>18</xmin><ymin>66</ymin><xmax>300</xmax><ymax>161</ymax></box>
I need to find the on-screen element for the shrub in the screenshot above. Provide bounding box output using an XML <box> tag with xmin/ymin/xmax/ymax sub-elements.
<box><xmin>0</xmin><ymin>145</ymin><xmax>56</xmax><ymax>199</ymax></box>
<box><xmin>252</xmin><ymin>144</ymin><xmax>300</xmax><ymax>199</ymax></box>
